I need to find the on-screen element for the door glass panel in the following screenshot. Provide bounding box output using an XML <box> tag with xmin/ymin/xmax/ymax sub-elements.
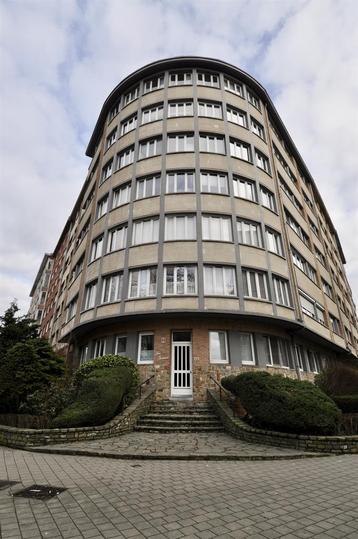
<box><xmin>172</xmin><ymin>331</ymin><xmax>191</xmax><ymax>342</ymax></box>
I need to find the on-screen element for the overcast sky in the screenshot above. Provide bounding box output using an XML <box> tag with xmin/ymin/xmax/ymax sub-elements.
<box><xmin>0</xmin><ymin>0</ymin><xmax>357</xmax><ymax>315</ymax></box>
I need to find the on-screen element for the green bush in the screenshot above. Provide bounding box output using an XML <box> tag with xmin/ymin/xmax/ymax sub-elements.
<box><xmin>220</xmin><ymin>374</ymin><xmax>237</xmax><ymax>394</ymax></box>
<box><xmin>332</xmin><ymin>395</ymin><xmax>358</xmax><ymax>414</ymax></box>
<box><xmin>20</xmin><ymin>377</ymin><xmax>75</xmax><ymax>418</ymax></box>
<box><xmin>315</xmin><ymin>362</ymin><xmax>358</xmax><ymax>396</ymax></box>
<box><xmin>221</xmin><ymin>371</ymin><xmax>341</xmax><ymax>435</ymax></box>
<box><xmin>52</xmin><ymin>355</ymin><xmax>139</xmax><ymax>428</ymax></box>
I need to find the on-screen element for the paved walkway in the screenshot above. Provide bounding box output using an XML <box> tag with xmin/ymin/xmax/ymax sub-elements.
<box><xmin>32</xmin><ymin>431</ymin><xmax>321</xmax><ymax>461</ymax></box>
<box><xmin>0</xmin><ymin>447</ymin><xmax>357</xmax><ymax>539</ymax></box>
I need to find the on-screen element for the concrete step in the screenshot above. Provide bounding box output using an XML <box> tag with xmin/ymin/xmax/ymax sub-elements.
<box><xmin>134</xmin><ymin>425</ymin><xmax>225</xmax><ymax>433</ymax></box>
<box><xmin>138</xmin><ymin>418</ymin><xmax>222</xmax><ymax>427</ymax></box>
<box><xmin>144</xmin><ymin>413</ymin><xmax>217</xmax><ymax>421</ymax></box>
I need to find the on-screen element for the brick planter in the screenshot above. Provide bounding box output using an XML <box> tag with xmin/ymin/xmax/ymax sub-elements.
<box><xmin>208</xmin><ymin>389</ymin><xmax>358</xmax><ymax>454</ymax></box>
<box><xmin>0</xmin><ymin>388</ymin><xmax>156</xmax><ymax>448</ymax></box>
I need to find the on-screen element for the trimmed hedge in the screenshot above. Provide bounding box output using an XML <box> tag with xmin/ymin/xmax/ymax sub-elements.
<box><xmin>221</xmin><ymin>371</ymin><xmax>341</xmax><ymax>435</ymax></box>
<box><xmin>52</xmin><ymin>355</ymin><xmax>139</xmax><ymax>428</ymax></box>
<box><xmin>333</xmin><ymin>395</ymin><xmax>358</xmax><ymax>414</ymax></box>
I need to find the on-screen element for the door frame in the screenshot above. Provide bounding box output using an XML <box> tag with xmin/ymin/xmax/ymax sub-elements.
<box><xmin>171</xmin><ymin>332</ymin><xmax>193</xmax><ymax>398</ymax></box>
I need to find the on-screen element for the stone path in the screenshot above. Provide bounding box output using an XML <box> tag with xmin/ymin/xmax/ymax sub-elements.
<box><xmin>31</xmin><ymin>431</ymin><xmax>322</xmax><ymax>461</ymax></box>
<box><xmin>0</xmin><ymin>447</ymin><xmax>357</xmax><ymax>538</ymax></box>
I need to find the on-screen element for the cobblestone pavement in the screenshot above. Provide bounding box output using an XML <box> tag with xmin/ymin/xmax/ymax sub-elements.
<box><xmin>32</xmin><ymin>432</ymin><xmax>320</xmax><ymax>460</ymax></box>
<box><xmin>0</xmin><ymin>448</ymin><xmax>357</xmax><ymax>539</ymax></box>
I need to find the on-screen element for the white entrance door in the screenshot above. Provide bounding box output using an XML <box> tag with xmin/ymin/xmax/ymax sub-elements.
<box><xmin>171</xmin><ymin>332</ymin><xmax>192</xmax><ymax>397</ymax></box>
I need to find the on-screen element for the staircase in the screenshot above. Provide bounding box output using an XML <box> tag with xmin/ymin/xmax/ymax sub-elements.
<box><xmin>135</xmin><ymin>400</ymin><xmax>224</xmax><ymax>433</ymax></box>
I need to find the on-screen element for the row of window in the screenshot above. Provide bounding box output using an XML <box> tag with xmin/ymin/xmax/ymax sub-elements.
<box><xmin>106</xmin><ymin>101</ymin><xmax>265</xmax><ymax>150</ymax></box>
<box><xmin>107</xmin><ymin>70</ymin><xmax>261</xmax><ymax>121</ymax></box>
<box><xmin>299</xmin><ymin>290</ymin><xmax>342</xmax><ymax>335</ymax></box>
<box><xmin>100</xmin><ymin>134</ymin><xmax>271</xmax><ymax>184</ymax></box>
<box><xmin>89</xmin><ymin>215</ymin><xmax>285</xmax><ymax>259</ymax></box>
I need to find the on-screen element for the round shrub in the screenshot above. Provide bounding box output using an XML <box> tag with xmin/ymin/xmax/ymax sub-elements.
<box><xmin>221</xmin><ymin>371</ymin><xmax>341</xmax><ymax>435</ymax></box>
<box><xmin>220</xmin><ymin>374</ymin><xmax>237</xmax><ymax>394</ymax></box>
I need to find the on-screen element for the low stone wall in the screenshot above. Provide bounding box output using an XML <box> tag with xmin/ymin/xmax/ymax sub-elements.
<box><xmin>208</xmin><ymin>389</ymin><xmax>358</xmax><ymax>454</ymax></box>
<box><xmin>0</xmin><ymin>388</ymin><xmax>156</xmax><ymax>449</ymax></box>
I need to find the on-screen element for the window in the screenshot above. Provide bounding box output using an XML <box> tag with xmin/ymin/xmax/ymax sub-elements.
<box><xmin>315</xmin><ymin>248</ymin><xmax>326</xmax><ymax>266</ymax></box>
<box><xmin>136</xmin><ymin>175</ymin><xmax>160</xmax><ymax>199</ymax></box>
<box><xmin>226</xmin><ymin>105</ymin><xmax>247</xmax><ymax>127</ymax></box>
<box><xmin>279</xmin><ymin>175</ymin><xmax>303</xmax><ymax>213</ymax></box>
<box><xmin>199</xmin><ymin>134</ymin><xmax>225</xmax><ymax>154</ymax></box>
<box><xmin>200</xmin><ymin>171</ymin><xmax>228</xmax><ymax>194</ymax></box>
<box><xmin>233</xmin><ymin>176</ymin><xmax>257</xmax><ymax>201</ymax></box>
<box><xmin>209</xmin><ymin>331</ymin><xmax>228</xmax><ymax>363</ymax></box>
<box><xmin>107</xmin><ymin>225</ymin><xmax>127</xmax><ymax>252</ymax></box>
<box><xmin>300</xmin><ymin>292</ymin><xmax>325</xmax><ymax>324</ymax></box>
<box><xmin>169</xmin><ymin>71</ymin><xmax>192</xmax><ymax>86</ymax></box>
<box><xmin>273</xmin><ymin>276</ymin><xmax>292</xmax><ymax>307</ymax></box>
<box><xmin>166</xmin><ymin>171</ymin><xmax>194</xmax><ymax>193</ymax></box>
<box><xmin>76</xmin><ymin>218</ymin><xmax>90</xmax><ymax>247</ymax></box>
<box><xmin>79</xmin><ymin>345</ymin><xmax>88</xmax><ymax>365</ymax></box>
<box><xmin>129</xmin><ymin>268</ymin><xmax>157</xmax><ymax>298</ymax></box>
<box><xmin>106</xmin><ymin>128</ymin><xmax>117</xmax><ymax>149</ymax></box>
<box><xmin>165</xmin><ymin>215</ymin><xmax>196</xmax><ymax>240</ymax></box>
<box><xmin>237</xmin><ymin>219</ymin><xmax>262</xmax><ymax>247</ymax></box>
<box><xmin>255</xmin><ymin>150</ymin><xmax>271</xmax><ymax>173</ymax></box>
<box><xmin>96</xmin><ymin>196</ymin><xmax>108</xmax><ymax>220</ymax></box>
<box><xmin>251</xmin><ymin>117</ymin><xmax>265</xmax><ymax>139</ymax></box>
<box><xmin>168</xmin><ymin>101</ymin><xmax>193</xmax><ymax>117</ymax></box>
<box><xmin>164</xmin><ymin>265</ymin><xmax>197</xmax><ymax>295</ymax></box>
<box><xmin>198</xmin><ymin>101</ymin><xmax>222</xmax><ymax>119</ymax></box>
<box><xmin>101</xmin><ymin>159</ymin><xmax>113</xmax><ymax>184</ymax></box>
<box><xmin>266</xmin><ymin>228</ymin><xmax>284</xmax><ymax>256</ymax></box>
<box><xmin>247</xmin><ymin>90</ymin><xmax>260</xmax><ymax>110</ymax></box>
<box><xmin>112</xmin><ymin>183</ymin><xmax>131</xmax><ymax>208</ymax></box>
<box><xmin>66</xmin><ymin>296</ymin><xmax>77</xmax><ymax>322</ymax></box>
<box><xmin>292</xmin><ymin>248</ymin><xmax>317</xmax><ymax>283</ymax></box>
<box><xmin>329</xmin><ymin>314</ymin><xmax>341</xmax><ymax>335</ymax></box>
<box><xmin>310</xmin><ymin>219</ymin><xmax>319</xmax><ymax>237</ymax></box>
<box><xmin>307</xmin><ymin>350</ymin><xmax>320</xmax><ymax>373</ymax></box>
<box><xmin>204</xmin><ymin>265</ymin><xmax>237</xmax><ymax>296</ymax></box>
<box><xmin>243</xmin><ymin>269</ymin><xmax>269</xmax><ymax>300</ymax></box>
<box><xmin>89</xmin><ymin>235</ymin><xmax>104</xmax><ymax>262</ymax></box>
<box><xmin>265</xmin><ymin>336</ymin><xmax>291</xmax><ymax>368</ymax></box>
<box><xmin>224</xmin><ymin>77</ymin><xmax>243</xmax><ymax>97</ymax></box>
<box><xmin>138</xmin><ymin>137</ymin><xmax>162</xmax><ymax>159</ymax></box>
<box><xmin>115</xmin><ymin>335</ymin><xmax>127</xmax><ymax>355</ymax></box>
<box><xmin>83</xmin><ymin>281</ymin><xmax>97</xmax><ymax>310</ymax></box>
<box><xmin>274</xmin><ymin>144</ymin><xmax>296</xmax><ymax>182</ymax></box>
<box><xmin>143</xmin><ymin>74</ymin><xmax>164</xmax><ymax>93</ymax></box>
<box><xmin>167</xmin><ymin>133</ymin><xmax>194</xmax><ymax>153</ymax></box>
<box><xmin>302</xmin><ymin>190</ymin><xmax>313</xmax><ymax>209</ymax></box>
<box><xmin>138</xmin><ymin>333</ymin><xmax>154</xmax><ymax>363</ymax></box>
<box><xmin>141</xmin><ymin>104</ymin><xmax>163</xmax><ymax>124</ymax></box>
<box><xmin>123</xmin><ymin>86</ymin><xmax>138</xmax><ymax>106</ymax></box>
<box><xmin>93</xmin><ymin>338</ymin><xmax>106</xmax><ymax>358</ymax></box>
<box><xmin>71</xmin><ymin>256</ymin><xmax>84</xmax><ymax>282</ymax></box>
<box><xmin>101</xmin><ymin>272</ymin><xmax>123</xmax><ymax>303</ymax></box>
<box><xmin>202</xmin><ymin>215</ymin><xmax>232</xmax><ymax>242</ymax></box>
<box><xmin>260</xmin><ymin>186</ymin><xmax>276</xmax><ymax>212</ymax></box>
<box><xmin>117</xmin><ymin>146</ymin><xmax>134</xmax><ymax>168</ymax></box>
<box><xmin>229</xmin><ymin>138</ymin><xmax>251</xmax><ymax>161</ymax></box>
<box><xmin>197</xmin><ymin>71</ymin><xmax>220</xmax><ymax>87</ymax></box>
<box><xmin>121</xmin><ymin>114</ymin><xmax>137</xmax><ymax>135</ymax></box>
<box><xmin>322</xmin><ymin>279</ymin><xmax>333</xmax><ymax>299</ymax></box>
<box><xmin>108</xmin><ymin>103</ymin><xmax>119</xmax><ymax>122</ymax></box>
<box><xmin>295</xmin><ymin>345</ymin><xmax>306</xmax><ymax>371</ymax></box>
<box><xmin>132</xmin><ymin>218</ymin><xmax>159</xmax><ymax>245</ymax></box>
<box><xmin>285</xmin><ymin>211</ymin><xmax>310</xmax><ymax>246</ymax></box>
<box><xmin>239</xmin><ymin>333</ymin><xmax>255</xmax><ymax>365</ymax></box>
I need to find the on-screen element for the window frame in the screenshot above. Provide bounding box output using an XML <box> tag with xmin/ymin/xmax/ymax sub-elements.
<box><xmin>137</xmin><ymin>332</ymin><xmax>154</xmax><ymax>364</ymax></box>
<box><xmin>239</xmin><ymin>333</ymin><xmax>256</xmax><ymax>365</ymax></box>
<box><xmin>229</xmin><ymin>138</ymin><xmax>251</xmax><ymax>162</ymax></box>
<box><xmin>120</xmin><ymin>114</ymin><xmax>137</xmax><ymax>135</ymax></box>
<box><xmin>202</xmin><ymin>214</ymin><xmax>233</xmax><ymax>242</ymax></box>
<box><xmin>101</xmin><ymin>272</ymin><xmax>123</xmax><ymax>304</ymax></box>
<box><xmin>129</xmin><ymin>268</ymin><xmax>157</xmax><ymax>299</ymax></box>
<box><xmin>209</xmin><ymin>331</ymin><xmax>229</xmax><ymax>364</ymax></box>
<box><xmin>141</xmin><ymin>103</ymin><xmax>164</xmax><ymax>124</ymax></box>
<box><xmin>107</xmin><ymin>225</ymin><xmax>127</xmax><ymax>253</ymax></box>
<box><xmin>132</xmin><ymin>217</ymin><xmax>159</xmax><ymax>246</ymax></box>
<box><xmin>204</xmin><ymin>265</ymin><xmax>237</xmax><ymax>297</ymax></box>
<box><xmin>242</xmin><ymin>269</ymin><xmax>269</xmax><ymax>300</ymax></box>
<box><xmin>166</xmin><ymin>171</ymin><xmax>195</xmax><ymax>194</ymax></box>
<box><xmin>168</xmin><ymin>100</ymin><xmax>193</xmax><ymax>118</ymax></box>
<box><xmin>136</xmin><ymin>175</ymin><xmax>161</xmax><ymax>199</ymax></box>
<box><xmin>165</xmin><ymin>214</ymin><xmax>197</xmax><ymax>241</ymax></box>
<box><xmin>83</xmin><ymin>281</ymin><xmax>97</xmax><ymax>310</ymax></box>
<box><xmin>164</xmin><ymin>265</ymin><xmax>197</xmax><ymax>296</ymax></box>
<box><xmin>112</xmin><ymin>183</ymin><xmax>131</xmax><ymax>208</ymax></box>
<box><xmin>237</xmin><ymin>218</ymin><xmax>263</xmax><ymax>248</ymax></box>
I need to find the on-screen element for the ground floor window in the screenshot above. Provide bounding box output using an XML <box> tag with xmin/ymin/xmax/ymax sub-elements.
<box><xmin>138</xmin><ymin>332</ymin><xmax>154</xmax><ymax>363</ymax></box>
<box><xmin>115</xmin><ymin>335</ymin><xmax>127</xmax><ymax>355</ymax></box>
<box><xmin>93</xmin><ymin>338</ymin><xmax>106</xmax><ymax>358</ymax></box>
<box><xmin>239</xmin><ymin>333</ymin><xmax>255</xmax><ymax>365</ymax></box>
<box><xmin>79</xmin><ymin>345</ymin><xmax>88</xmax><ymax>365</ymax></box>
<box><xmin>264</xmin><ymin>336</ymin><xmax>290</xmax><ymax>368</ymax></box>
<box><xmin>209</xmin><ymin>331</ymin><xmax>229</xmax><ymax>363</ymax></box>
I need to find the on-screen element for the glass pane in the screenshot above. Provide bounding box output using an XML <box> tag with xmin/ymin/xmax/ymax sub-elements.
<box><xmin>140</xmin><ymin>334</ymin><xmax>154</xmax><ymax>362</ymax></box>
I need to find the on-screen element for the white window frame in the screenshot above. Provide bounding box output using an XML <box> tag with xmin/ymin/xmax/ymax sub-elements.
<box><xmin>112</xmin><ymin>183</ymin><xmax>131</xmax><ymax>208</ymax></box>
<box><xmin>84</xmin><ymin>281</ymin><xmax>97</xmax><ymax>310</ymax></box>
<box><xmin>117</xmin><ymin>147</ymin><xmax>134</xmax><ymax>169</ymax></box>
<box><xmin>90</xmin><ymin>235</ymin><xmax>103</xmax><ymax>262</ymax></box>
<box><xmin>138</xmin><ymin>137</ymin><xmax>162</xmax><ymax>160</ymax></box>
<box><xmin>166</xmin><ymin>171</ymin><xmax>195</xmax><ymax>193</ymax></box>
<box><xmin>108</xmin><ymin>103</ymin><xmax>119</xmax><ymax>122</ymax></box>
<box><xmin>123</xmin><ymin>86</ymin><xmax>139</xmax><ymax>106</ymax></box>
<box><xmin>106</xmin><ymin>128</ymin><xmax>117</xmax><ymax>150</ymax></box>
<box><xmin>200</xmin><ymin>172</ymin><xmax>228</xmax><ymax>194</ymax></box>
<box><xmin>165</xmin><ymin>215</ymin><xmax>196</xmax><ymax>241</ymax></box>
<box><xmin>199</xmin><ymin>134</ymin><xmax>225</xmax><ymax>154</ymax></box>
<box><xmin>247</xmin><ymin>91</ymin><xmax>261</xmax><ymax>110</ymax></box>
<box><xmin>226</xmin><ymin>105</ymin><xmax>247</xmax><ymax>127</ymax></box>
<box><xmin>260</xmin><ymin>186</ymin><xmax>276</xmax><ymax>212</ymax></box>
<box><xmin>101</xmin><ymin>273</ymin><xmax>123</xmax><ymax>304</ymax></box>
<box><xmin>132</xmin><ymin>218</ymin><xmax>159</xmax><ymax>245</ymax></box>
<box><xmin>265</xmin><ymin>336</ymin><xmax>290</xmax><ymax>368</ymax></box>
<box><xmin>243</xmin><ymin>269</ymin><xmax>269</xmax><ymax>300</ymax></box>
<box><xmin>239</xmin><ymin>333</ymin><xmax>256</xmax><ymax>365</ymax></box>
<box><xmin>202</xmin><ymin>215</ymin><xmax>232</xmax><ymax>242</ymax></box>
<box><xmin>167</xmin><ymin>134</ymin><xmax>194</xmax><ymax>153</ymax></box>
<box><xmin>136</xmin><ymin>175</ymin><xmax>161</xmax><ymax>199</ymax></box>
<box><xmin>164</xmin><ymin>265</ymin><xmax>197</xmax><ymax>295</ymax></box>
<box><xmin>96</xmin><ymin>196</ymin><xmax>108</xmax><ymax>220</ymax></box>
<box><xmin>141</xmin><ymin>104</ymin><xmax>163</xmax><ymax>124</ymax></box>
<box><xmin>255</xmin><ymin>150</ymin><xmax>271</xmax><ymax>173</ymax></box>
<box><xmin>237</xmin><ymin>219</ymin><xmax>262</xmax><ymax>247</ymax></box>
<box><xmin>79</xmin><ymin>345</ymin><xmax>88</xmax><ymax>365</ymax></box>
<box><xmin>233</xmin><ymin>176</ymin><xmax>257</xmax><ymax>201</ymax></box>
<box><xmin>273</xmin><ymin>276</ymin><xmax>292</xmax><ymax>307</ymax></box>
<box><xmin>101</xmin><ymin>160</ymin><xmax>113</xmax><ymax>184</ymax></box>
<box><xmin>67</xmin><ymin>296</ymin><xmax>77</xmax><ymax>322</ymax></box>
<box><xmin>224</xmin><ymin>77</ymin><xmax>243</xmax><ymax>97</ymax></box>
<box><xmin>129</xmin><ymin>268</ymin><xmax>157</xmax><ymax>298</ymax></box>
<box><xmin>143</xmin><ymin>74</ymin><xmax>164</xmax><ymax>93</ymax></box>
<box><xmin>209</xmin><ymin>331</ymin><xmax>229</xmax><ymax>364</ymax></box>
<box><xmin>198</xmin><ymin>101</ymin><xmax>222</xmax><ymax>119</ymax></box>
<box><xmin>115</xmin><ymin>335</ymin><xmax>127</xmax><ymax>355</ymax></box>
<box><xmin>266</xmin><ymin>228</ymin><xmax>284</xmax><ymax>256</ymax></box>
<box><xmin>204</xmin><ymin>265</ymin><xmax>237</xmax><ymax>297</ymax></box>
<box><xmin>121</xmin><ymin>114</ymin><xmax>137</xmax><ymax>135</ymax></box>
<box><xmin>251</xmin><ymin>117</ymin><xmax>265</xmax><ymax>139</ymax></box>
<box><xmin>197</xmin><ymin>71</ymin><xmax>220</xmax><ymax>88</ymax></box>
<box><xmin>168</xmin><ymin>101</ymin><xmax>193</xmax><ymax>118</ymax></box>
<box><xmin>137</xmin><ymin>332</ymin><xmax>154</xmax><ymax>364</ymax></box>
<box><xmin>229</xmin><ymin>138</ymin><xmax>251</xmax><ymax>161</ymax></box>
<box><xmin>107</xmin><ymin>225</ymin><xmax>127</xmax><ymax>253</ymax></box>
<box><xmin>169</xmin><ymin>71</ymin><xmax>192</xmax><ymax>86</ymax></box>
<box><xmin>93</xmin><ymin>338</ymin><xmax>106</xmax><ymax>359</ymax></box>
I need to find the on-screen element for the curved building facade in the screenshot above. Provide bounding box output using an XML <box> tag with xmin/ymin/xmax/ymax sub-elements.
<box><xmin>36</xmin><ymin>57</ymin><xmax>358</xmax><ymax>400</ymax></box>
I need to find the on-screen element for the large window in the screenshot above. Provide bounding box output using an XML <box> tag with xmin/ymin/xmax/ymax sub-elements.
<box><xmin>266</xmin><ymin>228</ymin><xmax>284</xmax><ymax>256</ymax></box>
<box><xmin>224</xmin><ymin>77</ymin><xmax>243</xmax><ymax>97</ymax></box>
<box><xmin>285</xmin><ymin>210</ymin><xmax>310</xmax><ymax>246</ymax></box>
<box><xmin>108</xmin><ymin>103</ymin><xmax>119</xmax><ymax>122</ymax></box>
<box><xmin>251</xmin><ymin>117</ymin><xmax>265</xmax><ymax>139</ymax></box>
<box><xmin>143</xmin><ymin>74</ymin><xmax>164</xmax><ymax>93</ymax></box>
<box><xmin>226</xmin><ymin>105</ymin><xmax>247</xmax><ymax>127</ymax></box>
<box><xmin>204</xmin><ymin>265</ymin><xmax>237</xmax><ymax>296</ymax></box>
<box><xmin>273</xmin><ymin>276</ymin><xmax>292</xmax><ymax>307</ymax></box>
<box><xmin>117</xmin><ymin>146</ymin><xmax>134</xmax><ymax>169</ymax></box>
<box><xmin>66</xmin><ymin>296</ymin><xmax>78</xmax><ymax>322</ymax></box>
<box><xmin>202</xmin><ymin>215</ymin><xmax>232</xmax><ymax>242</ymax></box>
<box><xmin>136</xmin><ymin>175</ymin><xmax>160</xmax><ymax>199</ymax></box>
<box><xmin>233</xmin><ymin>176</ymin><xmax>257</xmax><ymax>201</ymax></box>
<box><xmin>229</xmin><ymin>138</ymin><xmax>251</xmax><ymax>161</ymax></box>
<box><xmin>106</xmin><ymin>128</ymin><xmax>117</xmax><ymax>150</ymax></box>
<box><xmin>198</xmin><ymin>101</ymin><xmax>222</xmax><ymax>119</ymax></box>
<box><xmin>107</xmin><ymin>225</ymin><xmax>127</xmax><ymax>252</ymax></box>
<box><xmin>242</xmin><ymin>269</ymin><xmax>269</xmax><ymax>300</ymax></box>
<box><xmin>239</xmin><ymin>333</ymin><xmax>255</xmax><ymax>365</ymax></box>
<box><xmin>169</xmin><ymin>71</ymin><xmax>192</xmax><ymax>86</ymax></box>
<box><xmin>129</xmin><ymin>268</ymin><xmax>157</xmax><ymax>298</ymax></box>
<box><xmin>138</xmin><ymin>333</ymin><xmax>154</xmax><ymax>363</ymax></box>
<box><xmin>292</xmin><ymin>248</ymin><xmax>317</xmax><ymax>283</ymax></box>
<box><xmin>141</xmin><ymin>104</ymin><xmax>163</xmax><ymax>124</ymax></box>
<box><xmin>83</xmin><ymin>281</ymin><xmax>97</xmax><ymax>310</ymax></box>
<box><xmin>260</xmin><ymin>186</ymin><xmax>277</xmax><ymax>212</ymax></box>
<box><xmin>101</xmin><ymin>159</ymin><xmax>113</xmax><ymax>184</ymax></box>
<box><xmin>264</xmin><ymin>336</ymin><xmax>290</xmax><ymax>368</ymax></box>
<box><xmin>200</xmin><ymin>172</ymin><xmax>228</xmax><ymax>194</ymax></box>
<box><xmin>89</xmin><ymin>235</ymin><xmax>104</xmax><ymax>262</ymax></box>
<box><xmin>115</xmin><ymin>335</ymin><xmax>127</xmax><ymax>355</ymax></box>
<box><xmin>247</xmin><ymin>90</ymin><xmax>260</xmax><ymax>110</ymax></box>
<box><xmin>255</xmin><ymin>150</ymin><xmax>271</xmax><ymax>173</ymax></box>
<box><xmin>120</xmin><ymin>115</ymin><xmax>137</xmax><ymax>135</ymax></box>
<box><xmin>164</xmin><ymin>265</ymin><xmax>197</xmax><ymax>295</ymax></box>
<box><xmin>93</xmin><ymin>338</ymin><xmax>106</xmax><ymax>358</ymax></box>
<box><xmin>138</xmin><ymin>137</ymin><xmax>162</xmax><ymax>159</ymax></box>
<box><xmin>132</xmin><ymin>218</ymin><xmax>159</xmax><ymax>245</ymax></box>
<box><xmin>329</xmin><ymin>313</ymin><xmax>341</xmax><ymax>335</ymax></box>
<box><xmin>101</xmin><ymin>272</ymin><xmax>123</xmax><ymax>303</ymax></box>
<box><xmin>112</xmin><ymin>183</ymin><xmax>131</xmax><ymax>208</ymax></box>
<box><xmin>199</xmin><ymin>134</ymin><xmax>225</xmax><ymax>154</ymax></box>
<box><xmin>167</xmin><ymin>134</ymin><xmax>194</xmax><ymax>153</ymax></box>
<box><xmin>197</xmin><ymin>71</ymin><xmax>220</xmax><ymax>87</ymax></box>
<box><xmin>96</xmin><ymin>196</ymin><xmax>108</xmax><ymax>220</ymax></box>
<box><xmin>168</xmin><ymin>101</ymin><xmax>193</xmax><ymax>117</ymax></box>
<box><xmin>209</xmin><ymin>331</ymin><xmax>228</xmax><ymax>363</ymax></box>
<box><xmin>165</xmin><ymin>215</ymin><xmax>196</xmax><ymax>240</ymax></box>
<box><xmin>123</xmin><ymin>86</ymin><xmax>138</xmax><ymax>106</ymax></box>
<box><xmin>237</xmin><ymin>219</ymin><xmax>262</xmax><ymax>247</ymax></box>
<box><xmin>166</xmin><ymin>171</ymin><xmax>194</xmax><ymax>193</ymax></box>
<box><xmin>300</xmin><ymin>292</ymin><xmax>326</xmax><ymax>325</ymax></box>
